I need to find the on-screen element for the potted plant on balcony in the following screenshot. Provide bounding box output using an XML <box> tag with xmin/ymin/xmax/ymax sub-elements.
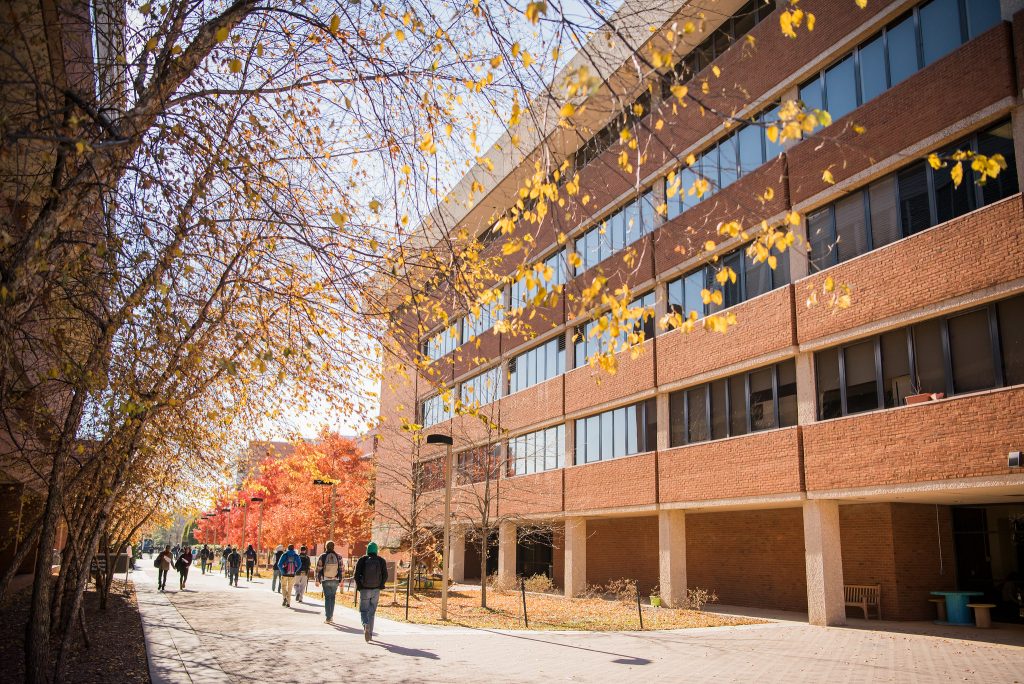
<box><xmin>649</xmin><ymin>585</ymin><xmax>662</xmax><ymax>608</ymax></box>
<box><xmin>904</xmin><ymin>376</ymin><xmax>945</xmax><ymax>406</ymax></box>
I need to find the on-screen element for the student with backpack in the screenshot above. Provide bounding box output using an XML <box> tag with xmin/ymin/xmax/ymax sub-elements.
<box><xmin>155</xmin><ymin>545</ymin><xmax>173</xmax><ymax>591</ymax></box>
<box><xmin>244</xmin><ymin>544</ymin><xmax>257</xmax><ymax>582</ymax></box>
<box><xmin>227</xmin><ymin>546</ymin><xmax>242</xmax><ymax>587</ymax></box>
<box><xmin>199</xmin><ymin>545</ymin><xmax>211</xmax><ymax>574</ymax></box>
<box><xmin>176</xmin><ymin>546</ymin><xmax>193</xmax><ymax>590</ymax></box>
<box><xmin>221</xmin><ymin>546</ymin><xmax>230</xmax><ymax>575</ymax></box>
<box><xmin>276</xmin><ymin>544</ymin><xmax>302</xmax><ymax>607</ymax></box>
<box><xmin>354</xmin><ymin>542</ymin><xmax>388</xmax><ymax>642</ymax></box>
<box><xmin>294</xmin><ymin>546</ymin><xmax>311</xmax><ymax>603</ymax></box>
<box><xmin>271</xmin><ymin>545</ymin><xmax>284</xmax><ymax>592</ymax></box>
<box><xmin>315</xmin><ymin>540</ymin><xmax>343</xmax><ymax>624</ymax></box>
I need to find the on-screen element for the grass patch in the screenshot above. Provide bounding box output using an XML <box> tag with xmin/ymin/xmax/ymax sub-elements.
<box><xmin>329</xmin><ymin>586</ymin><xmax>764</xmax><ymax>631</ymax></box>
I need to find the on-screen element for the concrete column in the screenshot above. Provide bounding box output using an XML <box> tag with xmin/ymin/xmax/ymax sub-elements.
<box><xmin>565</xmin><ymin>418</ymin><xmax>576</xmax><ymax>467</ymax></box>
<box><xmin>497</xmin><ymin>520</ymin><xmax>516</xmax><ymax>585</ymax></box>
<box><xmin>1010</xmin><ymin>107</ymin><xmax>1024</xmax><ymax>187</ymax></box>
<box><xmin>564</xmin><ymin>517</ymin><xmax>587</xmax><ymax>597</ymax></box>
<box><xmin>795</xmin><ymin>353</ymin><xmax>817</xmax><ymax>426</ymax></box>
<box><xmin>449</xmin><ymin>527</ymin><xmax>466</xmax><ymax>583</ymax></box>
<box><xmin>655</xmin><ymin>392</ymin><xmax>671</xmax><ymax>452</ymax></box>
<box><xmin>658</xmin><ymin>510</ymin><xmax>687</xmax><ymax>608</ymax></box>
<box><xmin>789</xmin><ymin>217</ymin><xmax>809</xmax><ymax>283</ymax></box>
<box><xmin>803</xmin><ymin>500</ymin><xmax>846</xmax><ymax>626</ymax></box>
<box><xmin>1001</xmin><ymin>0</ymin><xmax>1024</xmax><ymax>22</ymax></box>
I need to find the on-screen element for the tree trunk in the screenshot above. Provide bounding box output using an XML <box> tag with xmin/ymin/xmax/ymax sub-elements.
<box><xmin>0</xmin><ymin>520</ymin><xmax>41</xmax><ymax>603</ymax></box>
<box><xmin>479</xmin><ymin>545</ymin><xmax>488</xmax><ymax>609</ymax></box>
<box><xmin>25</xmin><ymin>467</ymin><xmax>65</xmax><ymax>684</ymax></box>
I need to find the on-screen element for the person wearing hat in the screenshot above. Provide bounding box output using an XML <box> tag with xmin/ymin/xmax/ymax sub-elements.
<box><xmin>354</xmin><ymin>542</ymin><xmax>388</xmax><ymax>642</ymax></box>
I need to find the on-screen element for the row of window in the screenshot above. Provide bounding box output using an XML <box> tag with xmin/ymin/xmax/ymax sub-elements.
<box><xmin>667</xmin><ymin>242</ymin><xmax>790</xmax><ymax>321</ymax></box>
<box><xmin>816</xmin><ymin>294</ymin><xmax>1024</xmax><ymax>419</ymax></box>
<box><xmin>462</xmin><ymin>301</ymin><xmax>504</xmax><ymax>344</ymax></box>
<box><xmin>809</xmin><ymin>120</ymin><xmax>1018</xmax><ymax>271</ymax></box>
<box><xmin>577</xmin><ymin>190</ymin><xmax>658</xmax><ymax>271</ymax></box>
<box><xmin>422</xmin><ymin>325</ymin><xmax>459</xmax><ymax>362</ymax></box>
<box><xmin>573</xmin><ymin>291</ymin><xmax>656</xmax><ymax>368</ymax></box>
<box><xmin>509</xmin><ymin>335</ymin><xmax>565</xmax><ymax>394</ymax></box>
<box><xmin>461</xmin><ymin>365</ymin><xmax>503</xmax><ymax>408</ymax></box>
<box><xmin>511</xmin><ymin>250</ymin><xmax>568</xmax><ymax>308</ymax></box>
<box><xmin>565</xmin><ymin>92</ymin><xmax>652</xmax><ymax>183</ymax></box>
<box><xmin>800</xmin><ymin>0</ymin><xmax>1000</xmax><ymax>125</ymax></box>
<box><xmin>421</xmin><ymin>392</ymin><xmax>454</xmax><ymax>427</ymax></box>
<box><xmin>659</xmin><ymin>0</ymin><xmax>777</xmax><ymax>101</ymax></box>
<box><xmin>668</xmin><ymin>360</ymin><xmax>797</xmax><ymax>447</ymax></box>
<box><xmin>510</xmin><ymin>425</ymin><xmax>566</xmax><ymax>476</ymax></box>
<box><xmin>575</xmin><ymin>398</ymin><xmax>658</xmax><ymax>464</ymax></box>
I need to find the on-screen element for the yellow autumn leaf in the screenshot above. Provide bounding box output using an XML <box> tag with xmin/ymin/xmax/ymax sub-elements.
<box><xmin>950</xmin><ymin>161</ymin><xmax>963</xmax><ymax>188</ymax></box>
<box><xmin>560</xmin><ymin>102</ymin><xmax>576</xmax><ymax>117</ymax></box>
<box><xmin>525</xmin><ymin>1</ymin><xmax>547</xmax><ymax>24</ymax></box>
<box><xmin>822</xmin><ymin>169</ymin><xmax>835</xmax><ymax>185</ymax></box>
<box><xmin>824</xmin><ymin>275</ymin><xmax>835</xmax><ymax>293</ymax></box>
<box><xmin>228</xmin><ymin>59</ymin><xmax>242</xmax><ymax>73</ymax></box>
<box><xmin>928</xmin><ymin>153</ymin><xmax>943</xmax><ymax>170</ymax></box>
<box><xmin>330</xmin><ymin>15</ymin><xmax>340</xmax><ymax>33</ymax></box>
<box><xmin>216</xmin><ymin>27</ymin><xmax>229</xmax><ymax>43</ymax></box>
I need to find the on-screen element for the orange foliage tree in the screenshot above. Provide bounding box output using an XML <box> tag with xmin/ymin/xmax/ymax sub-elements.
<box><xmin>195</xmin><ymin>429</ymin><xmax>372</xmax><ymax>556</ymax></box>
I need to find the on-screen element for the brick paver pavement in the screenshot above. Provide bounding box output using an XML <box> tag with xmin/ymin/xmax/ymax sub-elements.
<box><xmin>133</xmin><ymin>565</ymin><xmax>1024</xmax><ymax>683</ymax></box>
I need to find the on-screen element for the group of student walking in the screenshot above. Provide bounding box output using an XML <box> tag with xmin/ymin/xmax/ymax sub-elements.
<box><xmin>152</xmin><ymin>539</ymin><xmax>388</xmax><ymax>642</ymax></box>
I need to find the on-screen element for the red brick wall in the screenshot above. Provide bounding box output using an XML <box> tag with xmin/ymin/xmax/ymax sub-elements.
<box><xmin>803</xmin><ymin>386</ymin><xmax>1024</xmax><ymax>491</ymax></box>
<box><xmin>890</xmin><ymin>503</ymin><xmax>957</xmax><ymax>620</ymax></box>
<box><xmin>659</xmin><ymin>427</ymin><xmax>803</xmax><ymax>503</ymax></box>
<box><xmin>498</xmin><ymin>376</ymin><xmax>564</xmax><ymax>432</ymax></box>
<box><xmin>687</xmin><ymin>508</ymin><xmax>808</xmax><ymax>612</ymax></box>
<box><xmin>564</xmin><ymin>453</ymin><xmax>657</xmax><ymax>512</ymax></box>
<box><xmin>839</xmin><ymin>503</ymin><xmax>899</xmax><ymax>619</ymax></box>
<box><xmin>656</xmin><ymin>286</ymin><xmax>795</xmax><ymax>385</ymax></box>
<box><xmin>796</xmin><ymin>196</ymin><xmax>1024</xmax><ymax>345</ymax></box>
<box><xmin>500</xmin><ymin>470</ymin><xmax>564</xmax><ymax>516</ymax></box>
<box><xmin>564</xmin><ymin>340</ymin><xmax>655</xmax><ymax>414</ymax></box>
<box><xmin>585</xmin><ymin>516</ymin><xmax>660</xmax><ymax>595</ymax></box>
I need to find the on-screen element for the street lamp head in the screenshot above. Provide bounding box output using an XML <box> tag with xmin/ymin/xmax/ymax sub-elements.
<box><xmin>426</xmin><ymin>433</ymin><xmax>454</xmax><ymax>446</ymax></box>
<box><xmin>312</xmin><ymin>479</ymin><xmax>336</xmax><ymax>486</ymax></box>
<box><xmin>221</xmin><ymin>508</ymin><xmax>231</xmax><ymax>513</ymax></box>
<box><xmin>251</xmin><ymin>496</ymin><xmax>264</xmax><ymax>503</ymax></box>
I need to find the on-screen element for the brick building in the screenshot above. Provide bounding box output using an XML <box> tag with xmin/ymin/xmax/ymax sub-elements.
<box><xmin>374</xmin><ymin>0</ymin><xmax>1024</xmax><ymax>625</ymax></box>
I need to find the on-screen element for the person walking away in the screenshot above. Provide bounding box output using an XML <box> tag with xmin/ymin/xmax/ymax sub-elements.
<box><xmin>199</xmin><ymin>545</ymin><xmax>211</xmax><ymax>574</ymax></box>
<box><xmin>244</xmin><ymin>544</ymin><xmax>257</xmax><ymax>582</ymax></box>
<box><xmin>277</xmin><ymin>545</ymin><xmax>301</xmax><ymax>607</ymax></box>
<box><xmin>271</xmin><ymin>545</ymin><xmax>284</xmax><ymax>592</ymax></box>
<box><xmin>355</xmin><ymin>542</ymin><xmax>388</xmax><ymax>642</ymax></box>
<box><xmin>294</xmin><ymin>546</ymin><xmax>311</xmax><ymax>603</ymax></box>
<box><xmin>155</xmin><ymin>545</ymin><xmax>173</xmax><ymax>592</ymax></box>
<box><xmin>227</xmin><ymin>546</ymin><xmax>242</xmax><ymax>587</ymax></box>
<box><xmin>176</xmin><ymin>546</ymin><xmax>194</xmax><ymax>590</ymax></box>
<box><xmin>315</xmin><ymin>541</ymin><xmax>344</xmax><ymax>624</ymax></box>
<box><xmin>221</xmin><ymin>546</ymin><xmax>230</xmax><ymax>575</ymax></box>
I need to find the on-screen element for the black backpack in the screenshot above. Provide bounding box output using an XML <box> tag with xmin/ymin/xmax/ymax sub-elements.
<box><xmin>361</xmin><ymin>556</ymin><xmax>384</xmax><ymax>589</ymax></box>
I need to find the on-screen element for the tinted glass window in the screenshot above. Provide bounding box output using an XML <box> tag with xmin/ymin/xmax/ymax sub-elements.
<box><xmin>921</xmin><ymin>0</ymin><xmax>962</xmax><ymax>66</ymax></box>
<box><xmin>998</xmin><ymin>295</ymin><xmax>1024</xmax><ymax>386</ymax></box>
<box><xmin>898</xmin><ymin>163</ymin><xmax>931</xmax><ymax>235</ymax></box>
<box><xmin>887</xmin><ymin>15</ymin><xmax>919</xmax><ymax>86</ymax></box>
<box><xmin>800</xmin><ymin>75</ymin><xmax>824</xmax><ymax>113</ymax></box>
<box><xmin>586</xmin><ymin>414</ymin><xmax>600</xmax><ymax>463</ymax></box>
<box><xmin>977</xmin><ymin>122</ymin><xmax>1019</xmax><ymax>205</ymax></box>
<box><xmin>575</xmin><ymin>420</ymin><xmax>586</xmax><ymax>466</ymax></box>
<box><xmin>749</xmin><ymin>367</ymin><xmax>775</xmax><ymax>431</ymax></box>
<box><xmin>859</xmin><ymin>35</ymin><xmax>888</xmax><ymax>103</ymax></box>
<box><xmin>868</xmin><ymin>176</ymin><xmax>900</xmax><ymax>248</ymax></box>
<box><xmin>738</xmin><ymin>124</ymin><xmax>765</xmax><ymax>175</ymax></box>
<box><xmin>687</xmin><ymin>387</ymin><xmax>709</xmax><ymax>443</ymax></box>
<box><xmin>913</xmin><ymin>319</ymin><xmax>947</xmax><ymax>395</ymax></box>
<box><xmin>948</xmin><ymin>309</ymin><xmax>996</xmax><ymax>393</ymax></box>
<box><xmin>834</xmin><ymin>192</ymin><xmax>869</xmax><ymax>262</ymax></box>
<box><xmin>710</xmin><ymin>379</ymin><xmax>729</xmax><ymax>439</ymax></box>
<box><xmin>668</xmin><ymin>391</ymin><xmax>685</xmax><ymax>447</ymax></box>
<box><xmin>777</xmin><ymin>359</ymin><xmax>797</xmax><ymax>427</ymax></box>
<box><xmin>764</xmin><ymin>105</ymin><xmax>786</xmax><ymax>160</ymax></box>
<box><xmin>729</xmin><ymin>374</ymin><xmax>748</xmax><ymax>434</ymax></box>
<box><xmin>808</xmin><ymin>207</ymin><xmax>835</xmax><ymax>273</ymax></box>
<box><xmin>934</xmin><ymin>146</ymin><xmax>976</xmax><ymax>224</ymax></box>
<box><xmin>881</xmin><ymin>329</ymin><xmax>912</xmax><ymax>408</ymax></box>
<box><xmin>719</xmin><ymin>135</ymin><xmax>739</xmax><ymax>189</ymax></box>
<box><xmin>613</xmin><ymin>406</ymin><xmax>627</xmax><ymax>457</ymax></box>
<box><xmin>844</xmin><ymin>340</ymin><xmax>879</xmax><ymax>414</ymax></box>
<box><xmin>824</xmin><ymin>55</ymin><xmax>858</xmax><ymax>120</ymax></box>
<box><xmin>816</xmin><ymin>348</ymin><xmax>842</xmax><ymax>419</ymax></box>
<box><xmin>746</xmin><ymin>254</ymin><xmax>772</xmax><ymax>300</ymax></box>
<box><xmin>967</xmin><ymin>0</ymin><xmax>1001</xmax><ymax>38</ymax></box>
<box><xmin>684</xmin><ymin>270</ymin><xmax>705</xmax><ymax>318</ymax></box>
<box><xmin>600</xmin><ymin>411</ymin><xmax>613</xmax><ymax>460</ymax></box>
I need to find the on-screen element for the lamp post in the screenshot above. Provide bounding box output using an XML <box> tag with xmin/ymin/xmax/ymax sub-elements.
<box><xmin>251</xmin><ymin>497</ymin><xmax>265</xmax><ymax>573</ymax></box>
<box><xmin>426</xmin><ymin>433</ymin><xmax>454</xmax><ymax>621</ymax></box>
<box><xmin>313</xmin><ymin>479</ymin><xmax>337</xmax><ymax>545</ymax></box>
<box><xmin>240</xmin><ymin>501</ymin><xmax>249</xmax><ymax>553</ymax></box>
<box><xmin>221</xmin><ymin>507</ymin><xmax>231</xmax><ymax>547</ymax></box>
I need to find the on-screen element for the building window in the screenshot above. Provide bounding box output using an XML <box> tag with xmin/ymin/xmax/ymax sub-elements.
<box><xmin>512</xmin><ymin>250</ymin><xmax>567</xmax><ymax>308</ymax></box>
<box><xmin>510</xmin><ymin>425</ymin><xmax>565</xmax><ymax>475</ymax></box>
<box><xmin>667</xmin><ymin>241</ymin><xmax>789</xmax><ymax>322</ymax></box>
<box><xmin>808</xmin><ymin>120</ymin><xmax>1018</xmax><ymax>273</ymax></box>
<box><xmin>814</xmin><ymin>294</ymin><xmax>1024</xmax><ymax>420</ymax></box>
<box><xmin>509</xmin><ymin>336</ymin><xmax>565</xmax><ymax>394</ymax></box>
<box><xmin>577</xmin><ymin>191</ymin><xmax>657</xmax><ymax>272</ymax></box>
<box><xmin>574</xmin><ymin>291</ymin><xmax>656</xmax><ymax>367</ymax></box>
<box><xmin>414</xmin><ymin>456</ymin><xmax>444</xmax><ymax>492</ymax></box>
<box><xmin>574</xmin><ymin>399</ymin><xmax>656</xmax><ymax>464</ymax></box>
<box><xmin>421</xmin><ymin>393</ymin><xmax>454</xmax><ymax>427</ymax></box>
<box><xmin>422</xmin><ymin>323</ymin><xmax>460</xmax><ymax>361</ymax></box>
<box><xmin>457</xmin><ymin>444</ymin><xmax>502</xmax><ymax>484</ymax></box>
<box><xmin>668</xmin><ymin>360</ymin><xmax>797</xmax><ymax>447</ymax></box>
<box><xmin>460</xmin><ymin>366</ymin><xmax>503</xmax><ymax>408</ymax></box>
<box><xmin>461</xmin><ymin>300</ymin><xmax>503</xmax><ymax>344</ymax></box>
<box><xmin>800</xmin><ymin>0</ymin><xmax>1000</xmax><ymax>121</ymax></box>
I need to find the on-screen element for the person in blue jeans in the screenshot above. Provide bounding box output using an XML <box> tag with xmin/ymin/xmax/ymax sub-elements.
<box><xmin>271</xmin><ymin>545</ymin><xmax>284</xmax><ymax>592</ymax></box>
<box><xmin>315</xmin><ymin>540</ymin><xmax>344</xmax><ymax>624</ymax></box>
<box><xmin>354</xmin><ymin>542</ymin><xmax>388</xmax><ymax>642</ymax></box>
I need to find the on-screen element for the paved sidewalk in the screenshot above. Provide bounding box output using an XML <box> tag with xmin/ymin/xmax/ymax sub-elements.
<box><xmin>135</xmin><ymin>565</ymin><xmax>1024</xmax><ymax>683</ymax></box>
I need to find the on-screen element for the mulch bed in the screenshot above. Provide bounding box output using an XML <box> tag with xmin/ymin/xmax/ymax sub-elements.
<box><xmin>0</xmin><ymin>576</ymin><xmax>150</xmax><ymax>683</ymax></box>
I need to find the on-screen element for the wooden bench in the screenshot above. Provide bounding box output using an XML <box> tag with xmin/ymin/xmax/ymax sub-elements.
<box><xmin>844</xmin><ymin>584</ymin><xmax>882</xmax><ymax>620</ymax></box>
<box><xmin>967</xmin><ymin>603</ymin><xmax>996</xmax><ymax>629</ymax></box>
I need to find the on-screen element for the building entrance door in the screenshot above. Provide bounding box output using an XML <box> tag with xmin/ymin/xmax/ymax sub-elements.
<box><xmin>952</xmin><ymin>504</ymin><xmax>1024</xmax><ymax>623</ymax></box>
<box><xmin>516</xmin><ymin>530</ymin><xmax>553</xmax><ymax>578</ymax></box>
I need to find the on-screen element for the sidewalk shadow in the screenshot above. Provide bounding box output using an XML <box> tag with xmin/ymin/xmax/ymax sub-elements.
<box><xmin>330</xmin><ymin>623</ymin><xmax>363</xmax><ymax>635</ymax></box>
<box><xmin>370</xmin><ymin>641</ymin><xmax>439</xmax><ymax>659</ymax></box>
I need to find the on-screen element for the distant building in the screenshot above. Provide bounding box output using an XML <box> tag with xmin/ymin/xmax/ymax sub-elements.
<box><xmin>234</xmin><ymin>440</ymin><xmax>299</xmax><ymax>486</ymax></box>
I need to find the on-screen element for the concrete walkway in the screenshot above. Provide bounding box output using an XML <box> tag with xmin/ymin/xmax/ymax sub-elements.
<box><xmin>133</xmin><ymin>565</ymin><xmax>1024</xmax><ymax>683</ymax></box>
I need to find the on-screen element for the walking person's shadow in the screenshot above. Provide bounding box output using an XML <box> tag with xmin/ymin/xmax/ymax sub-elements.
<box><xmin>369</xmin><ymin>641</ymin><xmax>439</xmax><ymax>659</ymax></box>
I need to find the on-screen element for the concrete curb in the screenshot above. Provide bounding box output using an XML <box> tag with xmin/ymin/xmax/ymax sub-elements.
<box><xmin>134</xmin><ymin>567</ymin><xmax>231</xmax><ymax>684</ymax></box>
